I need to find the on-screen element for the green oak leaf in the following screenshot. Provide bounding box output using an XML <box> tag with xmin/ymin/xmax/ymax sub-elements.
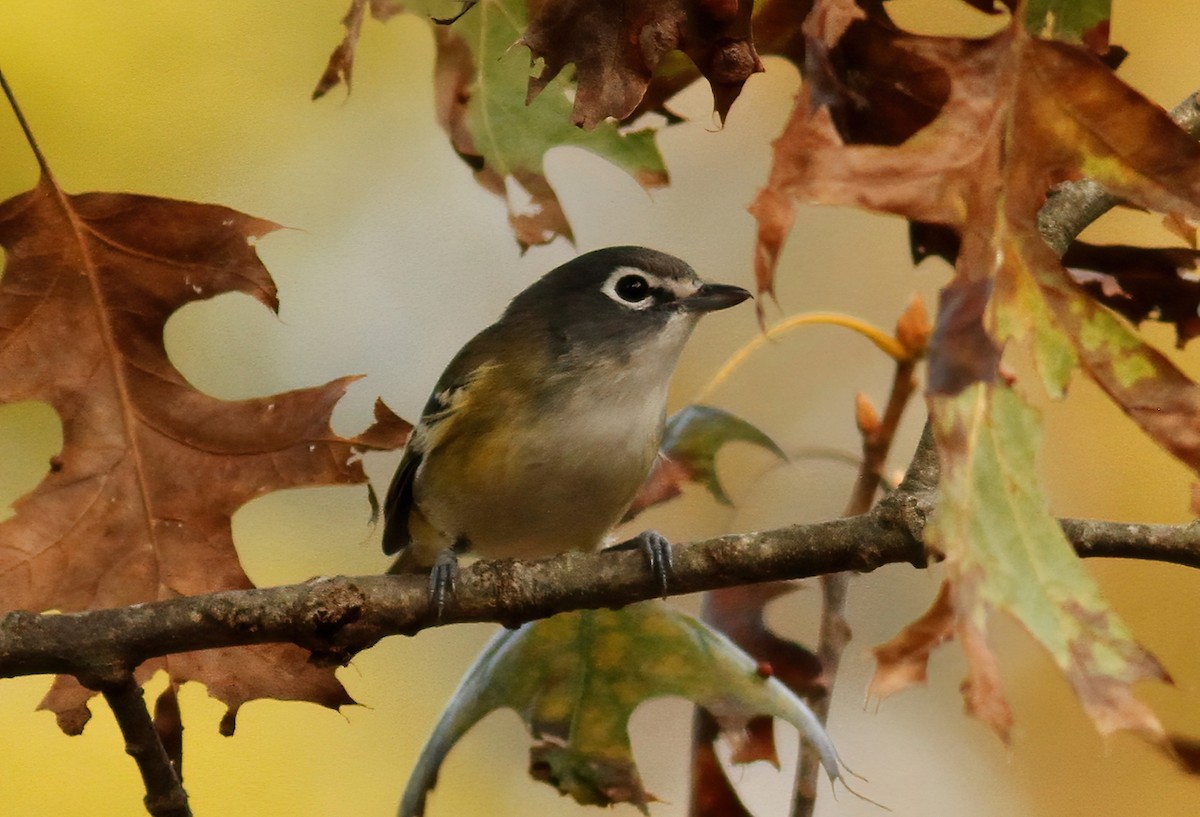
<box><xmin>662</xmin><ymin>405</ymin><xmax>786</xmax><ymax>505</ymax></box>
<box><xmin>399</xmin><ymin>601</ymin><xmax>844</xmax><ymax>816</ymax></box>
<box><xmin>927</xmin><ymin>382</ymin><xmax>1167</xmax><ymax>738</ymax></box>
<box><xmin>412</xmin><ymin>0</ymin><xmax>668</xmax><ymax>247</ymax></box>
<box><xmin>625</xmin><ymin>405</ymin><xmax>786</xmax><ymax>519</ymax></box>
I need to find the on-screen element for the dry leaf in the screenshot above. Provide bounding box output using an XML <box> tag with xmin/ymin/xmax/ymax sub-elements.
<box><xmin>312</xmin><ymin>0</ymin><xmax>406</xmax><ymax>99</ymax></box>
<box><xmin>869</xmin><ymin>580</ymin><xmax>954</xmax><ymax>701</ymax></box>
<box><xmin>751</xmin><ymin>0</ymin><xmax>1200</xmax><ymax>414</ymax></box>
<box><xmin>1062</xmin><ymin>242</ymin><xmax>1200</xmax><ymax>347</ymax></box>
<box><xmin>521</xmin><ymin>0</ymin><xmax>763</xmax><ymax>128</ymax></box>
<box><xmin>0</xmin><ymin>174</ymin><xmax>409</xmax><ymax>732</ymax></box>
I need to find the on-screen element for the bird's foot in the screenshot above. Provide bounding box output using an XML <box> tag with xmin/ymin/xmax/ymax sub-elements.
<box><xmin>606</xmin><ymin>530</ymin><xmax>673</xmax><ymax>597</ymax></box>
<box><xmin>428</xmin><ymin>547</ymin><xmax>460</xmax><ymax>620</ymax></box>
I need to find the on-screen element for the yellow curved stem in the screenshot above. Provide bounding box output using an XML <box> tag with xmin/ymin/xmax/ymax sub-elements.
<box><xmin>695</xmin><ymin>312</ymin><xmax>910</xmax><ymax>403</ymax></box>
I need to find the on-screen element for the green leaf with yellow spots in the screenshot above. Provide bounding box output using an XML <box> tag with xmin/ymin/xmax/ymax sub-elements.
<box><xmin>920</xmin><ymin>383</ymin><xmax>1167</xmax><ymax>739</ymax></box>
<box><xmin>398</xmin><ymin>601</ymin><xmax>844</xmax><ymax>816</ymax></box>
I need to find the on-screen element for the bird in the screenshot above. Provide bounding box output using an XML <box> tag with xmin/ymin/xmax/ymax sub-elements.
<box><xmin>382</xmin><ymin>246</ymin><xmax>751</xmax><ymax>613</ymax></box>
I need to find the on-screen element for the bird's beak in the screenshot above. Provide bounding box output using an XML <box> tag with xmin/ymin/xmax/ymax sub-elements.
<box><xmin>678</xmin><ymin>282</ymin><xmax>753</xmax><ymax>312</ymax></box>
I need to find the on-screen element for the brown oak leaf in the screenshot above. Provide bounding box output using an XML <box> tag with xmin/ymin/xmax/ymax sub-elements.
<box><xmin>868</xmin><ymin>579</ymin><xmax>955</xmax><ymax>701</ymax></box>
<box><xmin>912</xmin><ymin>224</ymin><xmax>1200</xmax><ymax>348</ymax></box>
<box><xmin>521</xmin><ymin>0</ymin><xmax>764</xmax><ymax>128</ymax></box>
<box><xmin>751</xmin><ymin>0</ymin><xmax>1200</xmax><ymax>463</ymax></box>
<box><xmin>312</xmin><ymin>0</ymin><xmax>406</xmax><ymax>99</ymax></box>
<box><xmin>0</xmin><ymin>171</ymin><xmax>409</xmax><ymax>733</ymax></box>
<box><xmin>690</xmin><ymin>583</ymin><xmax>821</xmax><ymax>815</ymax></box>
<box><xmin>621</xmin><ymin>0</ymin><xmax>813</xmax><ymax>124</ymax></box>
<box><xmin>869</xmin><ymin>579</ymin><xmax>1014</xmax><ymax>739</ymax></box>
<box><xmin>1062</xmin><ymin>242</ymin><xmax>1200</xmax><ymax>347</ymax></box>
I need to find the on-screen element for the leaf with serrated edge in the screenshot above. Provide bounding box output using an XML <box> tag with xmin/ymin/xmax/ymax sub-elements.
<box><xmin>521</xmin><ymin>0</ymin><xmax>762</xmax><ymax>128</ymax></box>
<box><xmin>398</xmin><ymin>601</ymin><xmax>844</xmax><ymax>817</ymax></box>
<box><xmin>411</xmin><ymin>0</ymin><xmax>667</xmax><ymax>247</ymax></box>
<box><xmin>0</xmin><ymin>176</ymin><xmax>409</xmax><ymax>732</ymax></box>
<box><xmin>752</xmin><ymin>1</ymin><xmax>1200</xmax><ymax>418</ymax></box>
<box><xmin>927</xmin><ymin>383</ymin><xmax>1166</xmax><ymax>739</ymax></box>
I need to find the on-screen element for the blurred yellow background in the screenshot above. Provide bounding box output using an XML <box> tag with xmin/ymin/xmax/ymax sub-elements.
<box><xmin>1</xmin><ymin>0</ymin><xmax>1199</xmax><ymax>815</ymax></box>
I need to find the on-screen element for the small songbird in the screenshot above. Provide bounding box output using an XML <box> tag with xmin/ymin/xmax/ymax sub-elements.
<box><xmin>382</xmin><ymin>246</ymin><xmax>751</xmax><ymax>610</ymax></box>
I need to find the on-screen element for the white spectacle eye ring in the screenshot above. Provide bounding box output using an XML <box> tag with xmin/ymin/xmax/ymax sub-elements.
<box><xmin>602</xmin><ymin>267</ymin><xmax>657</xmax><ymax>309</ymax></box>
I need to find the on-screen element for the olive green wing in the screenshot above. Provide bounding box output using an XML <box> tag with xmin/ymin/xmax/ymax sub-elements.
<box><xmin>381</xmin><ymin>328</ymin><xmax>504</xmax><ymax>557</ymax></box>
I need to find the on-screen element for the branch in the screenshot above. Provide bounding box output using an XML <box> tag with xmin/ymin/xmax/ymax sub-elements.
<box><xmin>1064</xmin><ymin>517</ymin><xmax>1200</xmax><ymax>568</ymax></box>
<box><xmin>101</xmin><ymin>676</ymin><xmax>191</xmax><ymax>817</ymax></box>
<box><xmin>2</xmin><ymin>499</ymin><xmax>1198</xmax><ymax>682</ymax></box>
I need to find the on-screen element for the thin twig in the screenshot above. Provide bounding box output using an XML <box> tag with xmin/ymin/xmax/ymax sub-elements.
<box><xmin>101</xmin><ymin>676</ymin><xmax>190</xmax><ymax>817</ymax></box>
<box><xmin>792</xmin><ymin>352</ymin><xmax>921</xmax><ymax>817</ymax></box>
<box><xmin>696</xmin><ymin>311</ymin><xmax>908</xmax><ymax>403</ymax></box>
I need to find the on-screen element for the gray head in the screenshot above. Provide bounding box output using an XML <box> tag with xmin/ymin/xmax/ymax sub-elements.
<box><xmin>502</xmin><ymin>246</ymin><xmax>751</xmax><ymax>358</ymax></box>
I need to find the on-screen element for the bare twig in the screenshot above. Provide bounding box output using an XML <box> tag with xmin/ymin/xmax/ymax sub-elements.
<box><xmin>0</xmin><ymin>515</ymin><xmax>922</xmax><ymax>682</ymax></box>
<box><xmin>101</xmin><ymin>676</ymin><xmax>190</xmax><ymax>817</ymax></box>
<box><xmin>793</xmin><ymin>347</ymin><xmax>921</xmax><ymax>817</ymax></box>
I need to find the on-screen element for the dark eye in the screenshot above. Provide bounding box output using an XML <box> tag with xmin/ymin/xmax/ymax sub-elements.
<box><xmin>614</xmin><ymin>274</ymin><xmax>651</xmax><ymax>303</ymax></box>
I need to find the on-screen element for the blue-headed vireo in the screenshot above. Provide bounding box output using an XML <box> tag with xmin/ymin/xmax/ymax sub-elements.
<box><xmin>383</xmin><ymin>246</ymin><xmax>751</xmax><ymax>610</ymax></box>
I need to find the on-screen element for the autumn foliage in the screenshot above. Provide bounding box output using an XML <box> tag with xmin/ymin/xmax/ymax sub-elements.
<box><xmin>0</xmin><ymin>164</ymin><xmax>412</xmax><ymax>732</ymax></box>
<box><xmin>5</xmin><ymin>0</ymin><xmax>1200</xmax><ymax>815</ymax></box>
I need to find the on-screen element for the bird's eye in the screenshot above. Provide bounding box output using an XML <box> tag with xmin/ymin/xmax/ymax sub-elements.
<box><xmin>614</xmin><ymin>274</ymin><xmax>651</xmax><ymax>303</ymax></box>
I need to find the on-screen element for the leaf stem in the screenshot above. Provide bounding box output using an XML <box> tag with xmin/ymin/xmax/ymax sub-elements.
<box><xmin>0</xmin><ymin>65</ymin><xmax>52</xmax><ymax>178</ymax></box>
<box><xmin>696</xmin><ymin>312</ymin><xmax>909</xmax><ymax>404</ymax></box>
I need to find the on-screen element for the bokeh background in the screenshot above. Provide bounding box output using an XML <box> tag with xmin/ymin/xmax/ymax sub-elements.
<box><xmin>1</xmin><ymin>0</ymin><xmax>1199</xmax><ymax>814</ymax></box>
